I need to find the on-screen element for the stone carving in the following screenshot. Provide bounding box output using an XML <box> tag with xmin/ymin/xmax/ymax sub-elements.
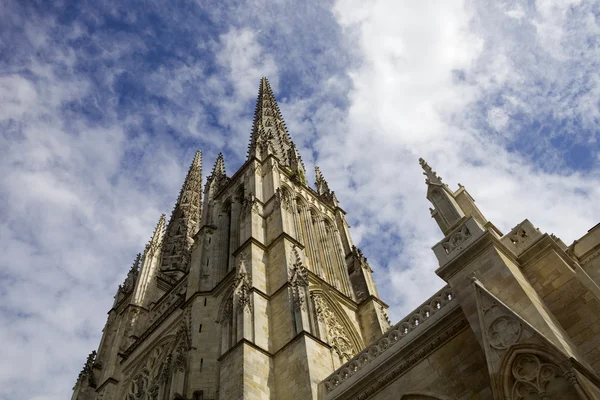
<box><xmin>222</xmin><ymin>298</ymin><xmax>233</xmax><ymax>323</ymax></box>
<box><xmin>121</xmin><ymin>281</ymin><xmax>187</xmax><ymax>360</ymax></box>
<box><xmin>509</xmin><ymin>228</ymin><xmax>529</xmax><ymax>247</ymax></box>
<box><xmin>323</xmin><ymin>286</ymin><xmax>455</xmax><ymax>392</ymax></box>
<box><xmin>74</xmin><ymin>350</ymin><xmax>97</xmax><ymax>389</ymax></box>
<box><xmin>478</xmin><ymin>286</ymin><xmax>522</xmax><ymax>351</ymax></box>
<box><xmin>488</xmin><ymin>316</ymin><xmax>521</xmax><ymax>350</ymax></box>
<box><xmin>289</xmin><ymin>247</ymin><xmax>309</xmax><ymax>311</ymax></box>
<box><xmin>274</xmin><ymin>187</ymin><xmax>292</xmax><ymax>211</ymax></box>
<box><xmin>441</xmin><ymin>224</ymin><xmax>471</xmax><ymax>254</ymax></box>
<box><xmin>509</xmin><ymin>354</ymin><xmax>578</xmax><ymax>400</ymax></box>
<box><xmin>239</xmin><ymin>192</ymin><xmax>258</xmax><ymax>218</ymax></box>
<box><xmin>311</xmin><ymin>293</ymin><xmax>356</xmax><ymax>362</ymax></box>
<box><xmin>314</xmin><ymin>166</ymin><xmax>338</xmax><ymax>205</ymax></box>
<box><xmin>126</xmin><ymin>343</ymin><xmax>172</xmax><ymax>400</ymax></box>
<box><xmin>233</xmin><ymin>257</ymin><xmax>252</xmax><ymax>313</ymax></box>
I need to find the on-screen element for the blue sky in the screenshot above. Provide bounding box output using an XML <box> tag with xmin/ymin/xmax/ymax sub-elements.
<box><xmin>1</xmin><ymin>0</ymin><xmax>600</xmax><ymax>398</ymax></box>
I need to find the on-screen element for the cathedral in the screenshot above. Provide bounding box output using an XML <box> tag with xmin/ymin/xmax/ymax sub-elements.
<box><xmin>73</xmin><ymin>78</ymin><xmax>600</xmax><ymax>400</ymax></box>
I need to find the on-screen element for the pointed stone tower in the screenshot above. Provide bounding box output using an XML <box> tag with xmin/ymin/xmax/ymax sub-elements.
<box><xmin>73</xmin><ymin>79</ymin><xmax>389</xmax><ymax>400</ymax></box>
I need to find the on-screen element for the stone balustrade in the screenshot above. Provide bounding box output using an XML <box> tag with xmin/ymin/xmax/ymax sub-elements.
<box><xmin>322</xmin><ymin>285</ymin><xmax>455</xmax><ymax>393</ymax></box>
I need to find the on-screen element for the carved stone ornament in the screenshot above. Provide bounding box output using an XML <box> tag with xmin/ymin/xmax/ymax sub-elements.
<box><xmin>239</xmin><ymin>192</ymin><xmax>258</xmax><ymax>218</ymax></box>
<box><xmin>75</xmin><ymin>350</ymin><xmax>97</xmax><ymax>389</ymax></box>
<box><xmin>488</xmin><ymin>316</ymin><xmax>521</xmax><ymax>350</ymax></box>
<box><xmin>233</xmin><ymin>257</ymin><xmax>253</xmax><ymax>313</ymax></box>
<box><xmin>510</xmin><ymin>354</ymin><xmax>578</xmax><ymax>400</ymax></box>
<box><xmin>289</xmin><ymin>251</ymin><xmax>309</xmax><ymax>311</ymax></box>
<box><xmin>510</xmin><ymin>228</ymin><xmax>529</xmax><ymax>247</ymax></box>
<box><xmin>441</xmin><ymin>224</ymin><xmax>471</xmax><ymax>254</ymax></box>
<box><xmin>274</xmin><ymin>187</ymin><xmax>292</xmax><ymax>211</ymax></box>
<box><xmin>311</xmin><ymin>293</ymin><xmax>356</xmax><ymax>362</ymax></box>
<box><xmin>478</xmin><ymin>286</ymin><xmax>522</xmax><ymax>351</ymax></box>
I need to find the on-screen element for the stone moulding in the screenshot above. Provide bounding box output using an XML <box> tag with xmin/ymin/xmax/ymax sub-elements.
<box><xmin>322</xmin><ymin>285</ymin><xmax>455</xmax><ymax>394</ymax></box>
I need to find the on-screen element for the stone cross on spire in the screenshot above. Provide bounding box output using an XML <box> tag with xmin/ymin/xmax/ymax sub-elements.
<box><xmin>418</xmin><ymin>158</ymin><xmax>443</xmax><ymax>185</ymax></box>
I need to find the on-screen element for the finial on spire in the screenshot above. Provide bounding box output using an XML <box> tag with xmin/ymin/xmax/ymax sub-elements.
<box><xmin>315</xmin><ymin>166</ymin><xmax>330</xmax><ymax>196</ymax></box>
<box><xmin>418</xmin><ymin>158</ymin><xmax>443</xmax><ymax>185</ymax></box>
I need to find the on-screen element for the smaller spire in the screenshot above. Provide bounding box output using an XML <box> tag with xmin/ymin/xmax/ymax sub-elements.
<box><xmin>314</xmin><ymin>165</ymin><xmax>338</xmax><ymax>207</ymax></box>
<box><xmin>419</xmin><ymin>158</ymin><xmax>443</xmax><ymax>185</ymax></box>
<box><xmin>131</xmin><ymin>253</ymin><xmax>142</xmax><ymax>271</ymax></box>
<box><xmin>161</xmin><ymin>149</ymin><xmax>203</xmax><ymax>276</ymax></box>
<box><xmin>74</xmin><ymin>350</ymin><xmax>97</xmax><ymax>388</ymax></box>
<box><xmin>207</xmin><ymin>153</ymin><xmax>228</xmax><ymax>191</ymax></box>
<box><xmin>315</xmin><ymin>166</ymin><xmax>331</xmax><ymax>196</ymax></box>
<box><xmin>147</xmin><ymin>214</ymin><xmax>166</xmax><ymax>252</ymax></box>
<box><xmin>122</xmin><ymin>253</ymin><xmax>141</xmax><ymax>292</ymax></box>
<box><xmin>212</xmin><ymin>152</ymin><xmax>226</xmax><ymax>177</ymax></box>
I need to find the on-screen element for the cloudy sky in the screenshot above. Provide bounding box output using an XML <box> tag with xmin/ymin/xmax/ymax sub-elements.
<box><xmin>1</xmin><ymin>0</ymin><xmax>599</xmax><ymax>398</ymax></box>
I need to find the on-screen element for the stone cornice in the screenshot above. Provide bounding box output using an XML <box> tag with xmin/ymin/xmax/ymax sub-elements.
<box><xmin>232</xmin><ymin>236</ymin><xmax>267</xmax><ymax>257</ymax></box>
<box><xmin>95</xmin><ymin>377</ymin><xmax>118</xmax><ymax>393</ymax></box>
<box><xmin>518</xmin><ymin>234</ymin><xmax>577</xmax><ymax>272</ymax></box>
<box><xmin>217</xmin><ymin>338</ymin><xmax>272</xmax><ymax>362</ymax></box>
<box><xmin>357</xmin><ymin>294</ymin><xmax>389</xmax><ymax>309</ymax></box>
<box><xmin>273</xmin><ymin>330</ymin><xmax>332</xmax><ymax>357</ymax></box>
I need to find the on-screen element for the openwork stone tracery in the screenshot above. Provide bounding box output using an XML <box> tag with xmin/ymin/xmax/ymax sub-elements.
<box><xmin>507</xmin><ymin>353</ymin><xmax>579</xmax><ymax>400</ymax></box>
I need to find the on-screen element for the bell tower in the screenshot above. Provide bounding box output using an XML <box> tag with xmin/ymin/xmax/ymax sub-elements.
<box><xmin>72</xmin><ymin>78</ymin><xmax>389</xmax><ymax>400</ymax></box>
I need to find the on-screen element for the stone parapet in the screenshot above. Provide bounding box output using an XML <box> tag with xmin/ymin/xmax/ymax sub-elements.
<box><xmin>321</xmin><ymin>286</ymin><xmax>455</xmax><ymax>397</ymax></box>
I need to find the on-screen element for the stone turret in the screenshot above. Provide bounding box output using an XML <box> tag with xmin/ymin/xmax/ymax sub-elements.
<box><xmin>419</xmin><ymin>158</ymin><xmax>490</xmax><ymax>236</ymax></box>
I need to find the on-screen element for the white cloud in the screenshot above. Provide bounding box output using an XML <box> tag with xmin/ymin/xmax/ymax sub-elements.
<box><xmin>310</xmin><ymin>0</ymin><xmax>600</xmax><ymax>320</ymax></box>
<box><xmin>1</xmin><ymin>0</ymin><xmax>600</xmax><ymax>398</ymax></box>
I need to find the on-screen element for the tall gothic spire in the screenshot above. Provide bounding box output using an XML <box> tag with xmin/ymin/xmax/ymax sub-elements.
<box><xmin>160</xmin><ymin>151</ymin><xmax>203</xmax><ymax>279</ymax></box>
<box><xmin>247</xmin><ymin>77</ymin><xmax>306</xmax><ymax>183</ymax></box>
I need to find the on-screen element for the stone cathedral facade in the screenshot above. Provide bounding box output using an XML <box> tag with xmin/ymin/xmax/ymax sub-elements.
<box><xmin>73</xmin><ymin>78</ymin><xmax>600</xmax><ymax>400</ymax></box>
